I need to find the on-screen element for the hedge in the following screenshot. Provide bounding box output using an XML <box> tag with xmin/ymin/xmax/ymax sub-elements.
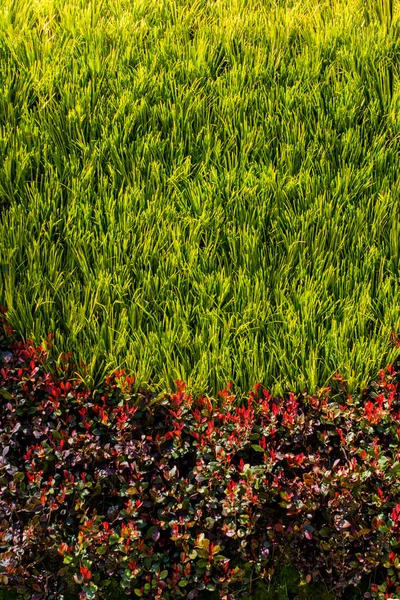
<box><xmin>1</xmin><ymin>307</ymin><xmax>400</xmax><ymax>599</ymax></box>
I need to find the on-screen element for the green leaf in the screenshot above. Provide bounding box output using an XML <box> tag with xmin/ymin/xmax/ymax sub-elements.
<box><xmin>159</xmin><ymin>570</ymin><xmax>168</xmax><ymax>579</ymax></box>
<box><xmin>84</xmin><ymin>583</ymin><xmax>98</xmax><ymax>600</ymax></box>
<box><xmin>251</xmin><ymin>444</ymin><xmax>265</xmax><ymax>452</ymax></box>
<box><xmin>318</xmin><ymin>527</ymin><xmax>331</xmax><ymax>538</ymax></box>
<box><xmin>196</xmin><ymin>559</ymin><xmax>209</xmax><ymax>569</ymax></box>
<box><xmin>146</xmin><ymin>526</ymin><xmax>157</xmax><ymax>540</ymax></box>
<box><xmin>195</xmin><ymin>536</ymin><xmax>210</xmax><ymax>552</ymax></box>
<box><xmin>391</xmin><ymin>461</ymin><xmax>400</xmax><ymax>474</ymax></box>
<box><xmin>91</xmin><ymin>483</ymin><xmax>102</xmax><ymax>497</ymax></box>
<box><xmin>205</xmin><ymin>517</ymin><xmax>215</xmax><ymax>529</ymax></box>
<box><xmin>377</xmin><ymin>456</ymin><xmax>388</xmax><ymax>468</ymax></box>
<box><xmin>134</xmin><ymin>590</ymin><xmax>143</xmax><ymax>597</ymax></box>
<box><xmin>0</xmin><ymin>390</ymin><xmax>13</xmax><ymax>400</ymax></box>
<box><xmin>214</xmin><ymin>555</ymin><xmax>227</xmax><ymax>562</ymax></box>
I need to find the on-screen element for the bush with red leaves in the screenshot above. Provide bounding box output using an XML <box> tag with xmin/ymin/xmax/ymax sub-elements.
<box><xmin>1</xmin><ymin>306</ymin><xmax>400</xmax><ymax>600</ymax></box>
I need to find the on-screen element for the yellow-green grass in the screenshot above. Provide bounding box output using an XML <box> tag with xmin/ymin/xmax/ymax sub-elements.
<box><xmin>0</xmin><ymin>0</ymin><xmax>399</xmax><ymax>398</ymax></box>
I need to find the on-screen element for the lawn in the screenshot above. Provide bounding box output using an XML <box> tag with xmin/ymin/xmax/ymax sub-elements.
<box><xmin>0</xmin><ymin>0</ymin><xmax>399</xmax><ymax>399</ymax></box>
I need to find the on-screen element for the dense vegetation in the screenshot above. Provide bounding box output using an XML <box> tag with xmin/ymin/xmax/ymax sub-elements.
<box><xmin>1</xmin><ymin>311</ymin><xmax>400</xmax><ymax>599</ymax></box>
<box><xmin>1</xmin><ymin>1</ymin><xmax>400</xmax><ymax>597</ymax></box>
<box><xmin>0</xmin><ymin>0</ymin><xmax>399</xmax><ymax>397</ymax></box>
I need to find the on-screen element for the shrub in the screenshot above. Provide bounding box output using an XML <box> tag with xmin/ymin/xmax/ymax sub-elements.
<box><xmin>1</xmin><ymin>307</ymin><xmax>400</xmax><ymax>599</ymax></box>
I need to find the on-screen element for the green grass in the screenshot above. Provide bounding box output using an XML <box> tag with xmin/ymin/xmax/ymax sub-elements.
<box><xmin>0</xmin><ymin>0</ymin><xmax>399</xmax><ymax>398</ymax></box>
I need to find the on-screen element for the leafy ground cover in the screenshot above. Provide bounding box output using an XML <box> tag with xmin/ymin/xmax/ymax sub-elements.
<box><xmin>1</xmin><ymin>311</ymin><xmax>400</xmax><ymax>599</ymax></box>
<box><xmin>0</xmin><ymin>0</ymin><xmax>400</xmax><ymax>397</ymax></box>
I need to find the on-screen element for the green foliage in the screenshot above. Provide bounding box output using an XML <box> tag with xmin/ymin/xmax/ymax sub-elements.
<box><xmin>0</xmin><ymin>0</ymin><xmax>399</xmax><ymax>398</ymax></box>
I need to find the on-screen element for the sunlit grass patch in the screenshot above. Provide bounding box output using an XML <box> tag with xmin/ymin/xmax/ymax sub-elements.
<box><xmin>0</xmin><ymin>0</ymin><xmax>399</xmax><ymax>397</ymax></box>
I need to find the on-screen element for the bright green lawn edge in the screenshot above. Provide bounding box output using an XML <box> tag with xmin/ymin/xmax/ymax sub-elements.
<box><xmin>1</xmin><ymin>0</ymin><xmax>399</xmax><ymax>399</ymax></box>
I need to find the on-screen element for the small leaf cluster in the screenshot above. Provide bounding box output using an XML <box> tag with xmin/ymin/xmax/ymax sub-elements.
<box><xmin>1</xmin><ymin>308</ymin><xmax>400</xmax><ymax>599</ymax></box>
